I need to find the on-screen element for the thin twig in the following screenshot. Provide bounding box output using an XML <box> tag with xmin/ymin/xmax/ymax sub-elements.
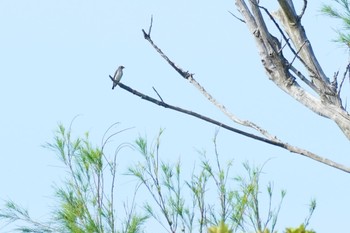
<box><xmin>142</xmin><ymin>30</ymin><xmax>192</xmax><ymax>79</ymax></box>
<box><xmin>228</xmin><ymin>10</ymin><xmax>246</xmax><ymax>23</ymax></box>
<box><xmin>279</xmin><ymin>38</ymin><xmax>288</xmax><ymax>53</ymax></box>
<box><xmin>148</xmin><ymin>15</ymin><xmax>153</xmax><ymax>35</ymax></box>
<box><xmin>338</xmin><ymin>62</ymin><xmax>350</xmax><ymax>96</ymax></box>
<box><xmin>332</xmin><ymin>71</ymin><xmax>339</xmax><ymax>93</ymax></box>
<box><xmin>298</xmin><ymin>0</ymin><xmax>308</xmax><ymax>21</ymax></box>
<box><xmin>290</xmin><ymin>40</ymin><xmax>308</xmax><ymax>66</ymax></box>
<box><xmin>289</xmin><ymin>65</ymin><xmax>318</xmax><ymax>92</ymax></box>
<box><xmin>109</xmin><ymin>75</ymin><xmax>119</xmax><ymax>87</ymax></box>
<box><xmin>152</xmin><ymin>86</ymin><xmax>164</xmax><ymax>102</ymax></box>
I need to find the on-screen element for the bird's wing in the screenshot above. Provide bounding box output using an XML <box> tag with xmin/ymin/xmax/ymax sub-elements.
<box><xmin>113</xmin><ymin>68</ymin><xmax>119</xmax><ymax>79</ymax></box>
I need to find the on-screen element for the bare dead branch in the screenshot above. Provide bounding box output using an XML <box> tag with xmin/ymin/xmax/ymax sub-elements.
<box><xmin>109</xmin><ymin>75</ymin><xmax>119</xmax><ymax>87</ymax></box>
<box><xmin>135</xmin><ymin>9</ymin><xmax>350</xmax><ymax>172</ymax></box>
<box><xmin>142</xmin><ymin>24</ymin><xmax>280</xmax><ymax>141</ymax></box>
<box><xmin>275</xmin><ymin>0</ymin><xmax>341</xmax><ymax>104</ymax></box>
<box><xmin>249</xmin><ymin>0</ymin><xmax>275</xmax><ymax>55</ymax></box>
<box><xmin>289</xmin><ymin>65</ymin><xmax>318</xmax><ymax>93</ymax></box>
<box><xmin>114</xmin><ymin>81</ymin><xmax>350</xmax><ymax>173</ymax></box>
<box><xmin>148</xmin><ymin>15</ymin><xmax>153</xmax><ymax>36</ymax></box>
<box><xmin>277</xmin><ymin>0</ymin><xmax>298</xmax><ymax>25</ymax></box>
<box><xmin>228</xmin><ymin>10</ymin><xmax>246</xmax><ymax>23</ymax></box>
<box><xmin>279</xmin><ymin>38</ymin><xmax>288</xmax><ymax>53</ymax></box>
<box><xmin>332</xmin><ymin>71</ymin><xmax>339</xmax><ymax>94</ymax></box>
<box><xmin>290</xmin><ymin>39</ymin><xmax>308</xmax><ymax>66</ymax></box>
<box><xmin>187</xmin><ymin>74</ymin><xmax>279</xmax><ymax>140</ymax></box>
<box><xmin>345</xmin><ymin>99</ymin><xmax>348</xmax><ymax>111</ymax></box>
<box><xmin>152</xmin><ymin>87</ymin><xmax>164</xmax><ymax>102</ymax></box>
<box><xmin>236</xmin><ymin>0</ymin><xmax>350</xmax><ymax>139</ymax></box>
<box><xmin>338</xmin><ymin>62</ymin><xmax>350</xmax><ymax>96</ymax></box>
<box><xmin>118</xmin><ymin>82</ymin><xmax>278</xmax><ymax>146</ymax></box>
<box><xmin>298</xmin><ymin>0</ymin><xmax>308</xmax><ymax>21</ymax></box>
<box><xmin>257</xmin><ymin>5</ymin><xmax>333</xmax><ymax>102</ymax></box>
<box><xmin>258</xmin><ymin>3</ymin><xmax>319</xmax><ymax>83</ymax></box>
<box><xmin>256</xmin><ymin>2</ymin><xmax>328</xmax><ymax>97</ymax></box>
<box><xmin>142</xmin><ymin>29</ymin><xmax>192</xmax><ymax>79</ymax></box>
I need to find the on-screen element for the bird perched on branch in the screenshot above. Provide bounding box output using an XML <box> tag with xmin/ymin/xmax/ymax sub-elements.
<box><xmin>112</xmin><ymin>65</ymin><xmax>125</xmax><ymax>90</ymax></box>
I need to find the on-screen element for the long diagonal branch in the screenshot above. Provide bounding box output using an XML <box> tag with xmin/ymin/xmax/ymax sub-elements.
<box><xmin>142</xmin><ymin>27</ymin><xmax>278</xmax><ymax>142</ymax></box>
<box><xmin>110</xmin><ymin>76</ymin><xmax>350</xmax><ymax>173</ymax></box>
<box><xmin>138</xmin><ymin>20</ymin><xmax>350</xmax><ymax>173</ymax></box>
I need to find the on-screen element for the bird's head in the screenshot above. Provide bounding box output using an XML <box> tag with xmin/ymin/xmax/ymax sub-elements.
<box><xmin>120</xmin><ymin>65</ymin><xmax>125</xmax><ymax>69</ymax></box>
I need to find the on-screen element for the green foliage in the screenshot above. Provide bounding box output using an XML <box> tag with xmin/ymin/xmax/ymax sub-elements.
<box><xmin>285</xmin><ymin>224</ymin><xmax>316</xmax><ymax>233</ymax></box>
<box><xmin>322</xmin><ymin>0</ymin><xmax>350</xmax><ymax>48</ymax></box>
<box><xmin>0</xmin><ymin>200</ymin><xmax>54</xmax><ymax>232</ymax></box>
<box><xmin>128</xmin><ymin>129</ymin><xmax>315</xmax><ymax>233</ymax></box>
<box><xmin>47</xmin><ymin>124</ymin><xmax>127</xmax><ymax>232</ymax></box>
<box><xmin>128</xmin><ymin>129</ymin><xmax>186</xmax><ymax>233</ymax></box>
<box><xmin>0</xmin><ymin>123</ymin><xmax>147</xmax><ymax>233</ymax></box>
<box><xmin>0</xmin><ymin>124</ymin><xmax>317</xmax><ymax>233</ymax></box>
<box><xmin>208</xmin><ymin>221</ymin><xmax>233</xmax><ymax>233</ymax></box>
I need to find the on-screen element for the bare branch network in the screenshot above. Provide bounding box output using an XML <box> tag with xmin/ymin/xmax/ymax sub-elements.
<box><xmin>109</xmin><ymin>2</ymin><xmax>350</xmax><ymax>173</ymax></box>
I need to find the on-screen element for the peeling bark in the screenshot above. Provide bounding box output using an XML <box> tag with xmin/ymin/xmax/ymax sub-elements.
<box><xmin>235</xmin><ymin>0</ymin><xmax>350</xmax><ymax>140</ymax></box>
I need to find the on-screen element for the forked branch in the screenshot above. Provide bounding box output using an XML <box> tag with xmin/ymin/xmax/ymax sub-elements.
<box><xmin>235</xmin><ymin>0</ymin><xmax>350</xmax><ymax>140</ymax></box>
<box><xmin>110</xmin><ymin>78</ymin><xmax>350</xmax><ymax>173</ymax></box>
<box><xmin>109</xmin><ymin>14</ymin><xmax>350</xmax><ymax>172</ymax></box>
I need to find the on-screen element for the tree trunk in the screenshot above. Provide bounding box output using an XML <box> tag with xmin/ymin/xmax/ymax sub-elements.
<box><xmin>235</xmin><ymin>0</ymin><xmax>350</xmax><ymax>140</ymax></box>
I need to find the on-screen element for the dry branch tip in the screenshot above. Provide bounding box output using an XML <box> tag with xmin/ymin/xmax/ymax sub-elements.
<box><xmin>152</xmin><ymin>87</ymin><xmax>164</xmax><ymax>102</ymax></box>
<box><xmin>228</xmin><ymin>10</ymin><xmax>246</xmax><ymax>23</ymax></box>
<box><xmin>298</xmin><ymin>0</ymin><xmax>307</xmax><ymax>21</ymax></box>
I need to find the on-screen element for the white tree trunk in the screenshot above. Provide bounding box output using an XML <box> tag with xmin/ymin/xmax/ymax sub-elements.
<box><xmin>235</xmin><ymin>0</ymin><xmax>350</xmax><ymax>140</ymax></box>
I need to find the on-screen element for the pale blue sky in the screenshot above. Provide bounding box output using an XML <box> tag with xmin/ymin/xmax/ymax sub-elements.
<box><xmin>1</xmin><ymin>1</ymin><xmax>350</xmax><ymax>232</ymax></box>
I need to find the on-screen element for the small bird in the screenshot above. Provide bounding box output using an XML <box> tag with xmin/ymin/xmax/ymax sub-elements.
<box><xmin>112</xmin><ymin>65</ymin><xmax>125</xmax><ymax>90</ymax></box>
